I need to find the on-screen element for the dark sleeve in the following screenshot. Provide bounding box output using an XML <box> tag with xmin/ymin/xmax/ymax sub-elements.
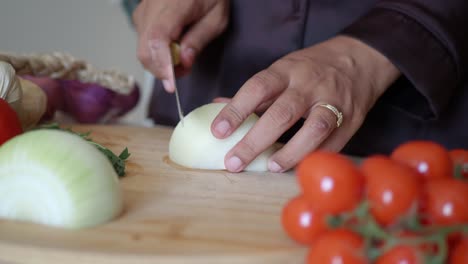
<box><xmin>341</xmin><ymin>0</ymin><xmax>468</xmax><ymax>120</ymax></box>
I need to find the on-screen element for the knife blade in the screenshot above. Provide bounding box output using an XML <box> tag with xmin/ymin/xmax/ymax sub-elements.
<box><xmin>169</xmin><ymin>42</ymin><xmax>184</xmax><ymax>124</ymax></box>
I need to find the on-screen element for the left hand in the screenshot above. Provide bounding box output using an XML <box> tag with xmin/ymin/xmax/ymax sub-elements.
<box><xmin>210</xmin><ymin>36</ymin><xmax>400</xmax><ymax>173</ymax></box>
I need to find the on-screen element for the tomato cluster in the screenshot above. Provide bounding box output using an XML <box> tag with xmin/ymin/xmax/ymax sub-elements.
<box><xmin>0</xmin><ymin>98</ymin><xmax>23</xmax><ymax>145</ymax></box>
<box><xmin>281</xmin><ymin>141</ymin><xmax>468</xmax><ymax>264</ymax></box>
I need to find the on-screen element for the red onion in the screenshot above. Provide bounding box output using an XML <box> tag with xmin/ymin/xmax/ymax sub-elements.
<box><xmin>21</xmin><ymin>76</ymin><xmax>140</xmax><ymax>124</ymax></box>
<box><xmin>59</xmin><ymin>80</ymin><xmax>140</xmax><ymax>123</ymax></box>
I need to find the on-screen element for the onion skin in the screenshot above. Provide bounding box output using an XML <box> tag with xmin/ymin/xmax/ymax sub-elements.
<box><xmin>16</xmin><ymin>78</ymin><xmax>48</xmax><ymax>130</ymax></box>
<box><xmin>22</xmin><ymin>76</ymin><xmax>140</xmax><ymax>124</ymax></box>
<box><xmin>110</xmin><ymin>83</ymin><xmax>140</xmax><ymax>117</ymax></box>
<box><xmin>21</xmin><ymin>75</ymin><xmax>63</xmax><ymax>121</ymax></box>
<box><xmin>60</xmin><ymin>80</ymin><xmax>140</xmax><ymax>123</ymax></box>
<box><xmin>60</xmin><ymin>80</ymin><xmax>113</xmax><ymax>123</ymax></box>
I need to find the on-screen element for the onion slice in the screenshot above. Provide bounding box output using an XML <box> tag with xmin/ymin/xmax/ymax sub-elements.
<box><xmin>0</xmin><ymin>129</ymin><xmax>122</xmax><ymax>229</ymax></box>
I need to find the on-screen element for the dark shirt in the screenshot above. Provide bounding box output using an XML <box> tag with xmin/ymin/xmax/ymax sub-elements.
<box><xmin>144</xmin><ymin>0</ymin><xmax>468</xmax><ymax>156</ymax></box>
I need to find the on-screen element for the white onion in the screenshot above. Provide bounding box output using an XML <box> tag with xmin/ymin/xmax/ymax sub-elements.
<box><xmin>0</xmin><ymin>129</ymin><xmax>122</xmax><ymax>229</ymax></box>
<box><xmin>169</xmin><ymin>103</ymin><xmax>276</xmax><ymax>171</ymax></box>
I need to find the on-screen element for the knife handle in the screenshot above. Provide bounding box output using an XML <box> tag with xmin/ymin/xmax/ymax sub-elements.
<box><xmin>170</xmin><ymin>42</ymin><xmax>181</xmax><ymax>66</ymax></box>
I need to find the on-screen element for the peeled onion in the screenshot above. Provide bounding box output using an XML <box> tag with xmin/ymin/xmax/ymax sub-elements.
<box><xmin>169</xmin><ymin>103</ymin><xmax>276</xmax><ymax>171</ymax></box>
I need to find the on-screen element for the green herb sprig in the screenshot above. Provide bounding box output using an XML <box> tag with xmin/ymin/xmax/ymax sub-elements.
<box><xmin>36</xmin><ymin>123</ymin><xmax>130</xmax><ymax>177</ymax></box>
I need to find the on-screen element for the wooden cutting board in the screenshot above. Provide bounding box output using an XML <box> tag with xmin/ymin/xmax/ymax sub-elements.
<box><xmin>0</xmin><ymin>125</ymin><xmax>306</xmax><ymax>264</ymax></box>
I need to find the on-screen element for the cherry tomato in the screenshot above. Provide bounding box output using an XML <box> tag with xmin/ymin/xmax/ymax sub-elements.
<box><xmin>391</xmin><ymin>141</ymin><xmax>452</xmax><ymax>180</ymax></box>
<box><xmin>297</xmin><ymin>151</ymin><xmax>364</xmax><ymax>214</ymax></box>
<box><xmin>281</xmin><ymin>195</ymin><xmax>329</xmax><ymax>245</ymax></box>
<box><xmin>361</xmin><ymin>156</ymin><xmax>422</xmax><ymax>226</ymax></box>
<box><xmin>306</xmin><ymin>229</ymin><xmax>366</xmax><ymax>264</ymax></box>
<box><xmin>0</xmin><ymin>98</ymin><xmax>22</xmax><ymax>145</ymax></box>
<box><xmin>376</xmin><ymin>245</ymin><xmax>423</xmax><ymax>264</ymax></box>
<box><xmin>449</xmin><ymin>149</ymin><xmax>468</xmax><ymax>179</ymax></box>
<box><xmin>422</xmin><ymin>178</ymin><xmax>468</xmax><ymax>225</ymax></box>
<box><xmin>450</xmin><ymin>237</ymin><xmax>468</xmax><ymax>264</ymax></box>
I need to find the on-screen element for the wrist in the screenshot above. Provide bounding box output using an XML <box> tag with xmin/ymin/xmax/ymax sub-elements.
<box><xmin>334</xmin><ymin>35</ymin><xmax>400</xmax><ymax>97</ymax></box>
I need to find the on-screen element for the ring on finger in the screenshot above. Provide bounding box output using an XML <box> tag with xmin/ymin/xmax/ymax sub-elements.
<box><xmin>317</xmin><ymin>103</ymin><xmax>343</xmax><ymax>128</ymax></box>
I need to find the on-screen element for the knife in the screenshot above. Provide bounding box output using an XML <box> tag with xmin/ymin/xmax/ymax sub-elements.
<box><xmin>169</xmin><ymin>42</ymin><xmax>185</xmax><ymax>124</ymax></box>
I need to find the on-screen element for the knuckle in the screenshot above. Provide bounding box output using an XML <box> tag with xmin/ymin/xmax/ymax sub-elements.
<box><xmin>236</xmin><ymin>137</ymin><xmax>259</xmax><ymax>159</ymax></box>
<box><xmin>218</xmin><ymin>16</ymin><xmax>229</xmax><ymax>32</ymax></box>
<box><xmin>205</xmin><ymin>22</ymin><xmax>225</xmax><ymax>37</ymax></box>
<box><xmin>307</xmin><ymin>110</ymin><xmax>335</xmax><ymax>136</ymax></box>
<box><xmin>336</xmin><ymin>55</ymin><xmax>357</xmax><ymax>73</ymax></box>
<box><xmin>265</xmin><ymin>101</ymin><xmax>296</xmax><ymax>129</ymax></box>
<box><xmin>320</xmin><ymin>74</ymin><xmax>340</xmax><ymax>94</ymax></box>
<box><xmin>137</xmin><ymin>47</ymin><xmax>151</xmax><ymax>67</ymax></box>
<box><xmin>224</xmin><ymin>104</ymin><xmax>247</xmax><ymax>124</ymax></box>
<box><xmin>210</xmin><ymin>16</ymin><xmax>229</xmax><ymax>35</ymax></box>
<box><xmin>323</xmin><ymin>64</ymin><xmax>354</xmax><ymax>90</ymax></box>
<box><xmin>286</xmin><ymin>88</ymin><xmax>308</xmax><ymax>108</ymax></box>
<box><xmin>263</xmin><ymin>68</ymin><xmax>285</xmax><ymax>86</ymax></box>
<box><xmin>307</xmin><ymin>65</ymin><xmax>327</xmax><ymax>83</ymax></box>
<box><xmin>245</xmin><ymin>73</ymin><xmax>270</xmax><ymax>98</ymax></box>
<box><xmin>323</xmin><ymin>64</ymin><xmax>340</xmax><ymax>76</ymax></box>
<box><xmin>245</xmin><ymin>69</ymin><xmax>284</xmax><ymax>98</ymax></box>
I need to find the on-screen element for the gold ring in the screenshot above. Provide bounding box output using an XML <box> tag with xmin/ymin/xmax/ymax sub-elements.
<box><xmin>318</xmin><ymin>104</ymin><xmax>343</xmax><ymax>128</ymax></box>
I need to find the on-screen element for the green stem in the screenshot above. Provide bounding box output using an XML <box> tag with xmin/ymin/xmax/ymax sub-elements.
<box><xmin>419</xmin><ymin>223</ymin><xmax>468</xmax><ymax>236</ymax></box>
<box><xmin>325</xmin><ymin>199</ymin><xmax>467</xmax><ymax>263</ymax></box>
<box><xmin>454</xmin><ymin>165</ymin><xmax>464</xmax><ymax>179</ymax></box>
<box><xmin>34</xmin><ymin>122</ymin><xmax>130</xmax><ymax>177</ymax></box>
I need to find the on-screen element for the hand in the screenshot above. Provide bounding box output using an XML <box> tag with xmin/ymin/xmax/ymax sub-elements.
<box><xmin>133</xmin><ymin>0</ymin><xmax>229</xmax><ymax>92</ymax></box>
<box><xmin>211</xmin><ymin>36</ymin><xmax>400</xmax><ymax>173</ymax></box>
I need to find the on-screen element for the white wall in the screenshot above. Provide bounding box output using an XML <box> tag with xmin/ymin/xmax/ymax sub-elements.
<box><xmin>0</xmin><ymin>0</ymin><xmax>153</xmax><ymax>126</ymax></box>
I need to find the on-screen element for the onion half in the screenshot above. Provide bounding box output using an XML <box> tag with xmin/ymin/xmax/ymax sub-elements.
<box><xmin>0</xmin><ymin>129</ymin><xmax>122</xmax><ymax>229</ymax></box>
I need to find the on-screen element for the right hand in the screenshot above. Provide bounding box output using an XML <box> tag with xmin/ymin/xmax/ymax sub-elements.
<box><xmin>133</xmin><ymin>0</ymin><xmax>230</xmax><ymax>93</ymax></box>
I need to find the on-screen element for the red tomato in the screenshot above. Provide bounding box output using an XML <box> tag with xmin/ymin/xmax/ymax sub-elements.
<box><xmin>450</xmin><ymin>149</ymin><xmax>468</xmax><ymax>179</ymax></box>
<box><xmin>450</xmin><ymin>238</ymin><xmax>468</xmax><ymax>264</ymax></box>
<box><xmin>281</xmin><ymin>195</ymin><xmax>329</xmax><ymax>245</ymax></box>
<box><xmin>0</xmin><ymin>98</ymin><xmax>22</xmax><ymax>145</ymax></box>
<box><xmin>376</xmin><ymin>245</ymin><xmax>423</xmax><ymax>264</ymax></box>
<box><xmin>391</xmin><ymin>141</ymin><xmax>452</xmax><ymax>180</ymax></box>
<box><xmin>361</xmin><ymin>156</ymin><xmax>422</xmax><ymax>226</ymax></box>
<box><xmin>297</xmin><ymin>151</ymin><xmax>364</xmax><ymax>214</ymax></box>
<box><xmin>306</xmin><ymin>229</ymin><xmax>367</xmax><ymax>264</ymax></box>
<box><xmin>422</xmin><ymin>179</ymin><xmax>468</xmax><ymax>225</ymax></box>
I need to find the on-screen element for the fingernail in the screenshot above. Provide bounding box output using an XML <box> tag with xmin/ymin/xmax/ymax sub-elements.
<box><xmin>268</xmin><ymin>160</ymin><xmax>283</xmax><ymax>173</ymax></box>
<box><xmin>226</xmin><ymin>156</ymin><xmax>243</xmax><ymax>172</ymax></box>
<box><xmin>162</xmin><ymin>79</ymin><xmax>172</xmax><ymax>92</ymax></box>
<box><xmin>214</xmin><ymin>120</ymin><xmax>231</xmax><ymax>137</ymax></box>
